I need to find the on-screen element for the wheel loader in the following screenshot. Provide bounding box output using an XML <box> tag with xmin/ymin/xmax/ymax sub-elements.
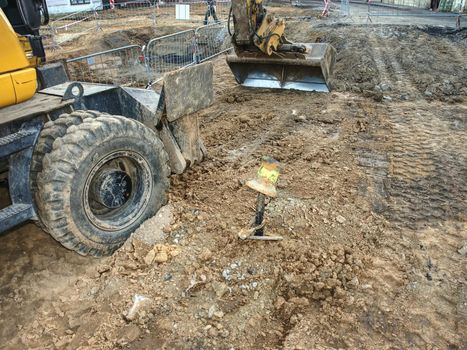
<box><xmin>226</xmin><ymin>0</ymin><xmax>336</xmax><ymax>91</ymax></box>
<box><xmin>0</xmin><ymin>0</ymin><xmax>213</xmax><ymax>256</ymax></box>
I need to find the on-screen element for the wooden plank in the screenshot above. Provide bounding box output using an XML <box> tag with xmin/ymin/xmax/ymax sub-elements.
<box><xmin>0</xmin><ymin>93</ymin><xmax>73</xmax><ymax>126</ymax></box>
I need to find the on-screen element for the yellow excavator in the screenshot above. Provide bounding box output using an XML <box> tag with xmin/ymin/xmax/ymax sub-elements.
<box><xmin>0</xmin><ymin>0</ymin><xmax>212</xmax><ymax>256</ymax></box>
<box><xmin>227</xmin><ymin>0</ymin><xmax>336</xmax><ymax>91</ymax></box>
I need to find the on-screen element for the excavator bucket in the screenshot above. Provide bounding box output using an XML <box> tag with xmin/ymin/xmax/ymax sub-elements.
<box><xmin>226</xmin><ymin>43</ymin><xmax>336</xmax><ymax>92</ymax></box>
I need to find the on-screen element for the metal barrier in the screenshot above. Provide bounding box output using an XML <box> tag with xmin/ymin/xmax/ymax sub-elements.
<box><xmin>50</xmin><ymin>7</ymin><xmax>99</xmax><ymax>34</ymax></box>
<box><xmin>66</xmin><ymin>45</ymin><xmax>149</xmax><ymax>87</ymax></box>
<box><xmin>40</xmin><ymin>25</ymin><xmax>61</xmax><ymax>50</ymax></box>
<box><xmin>96</xmin><ymin>1</ymin><xmax>157</xmax><ymax>27</ymax></box>
<box><xmin>366</xmin><ymin>0</ymin><xmax>465</xmax><ymax>28</ymax></box>
<box><xmin>144</xmin><ymin>29</ymin><xmax>197</xmax><ymax>83</ymax></box>
<box><xmin>65</xmin><ymin>22</ymin><xmax>232</xmax><ymax>86</ymax></box>
<box><xmin>195</xmin><ymin>20</ymin><xmax>232</xmax><ymax>62</ymax></box>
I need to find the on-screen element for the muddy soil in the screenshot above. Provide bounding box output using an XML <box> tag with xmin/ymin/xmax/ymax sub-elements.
<box><xmin>1</xmin><ymin>19</ymin><xmax>466</xmax><ymax>350</ymax></box>
<box><xmin>286</xmin><ymin>24</ymin><xmax>467</xmax><ymax>102</ymax></box>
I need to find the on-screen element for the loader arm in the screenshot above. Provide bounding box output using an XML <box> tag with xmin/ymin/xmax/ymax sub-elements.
<box><xmin>227</xmin><ymin>0</ymin><xmax>336</xmax><ymax>91</ymax></box>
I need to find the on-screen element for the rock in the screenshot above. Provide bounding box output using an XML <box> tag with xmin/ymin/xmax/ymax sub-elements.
<box><xmin>311</xmin><ymin>162</ymin><xmax>321</xmax><ymax>169</ymax></box>
<box><xmin>125</xmin><ymin>294</ymin><xmax>150</xmax><ymax>321</ymax></box>
<box><xmin>294</xmin><ymin>115</ymin><xmax>307</xmax><ymax>122</ymax></box>
<box><xmin>131</xmin><ymin>205</ymin><xmax>173</xmax><ymax>245</ymax></box>
<box><xmin>274</xmin><ymin>296</ymin><xmax>286</xmax><ymax>310</ymax></box>
<box><xmin>54</xmin><ymin>335</ymin><xmax>72</xmax><ymax>348</ymax></box>
<box><xmin>97</xmin><ymin>264</ymin><xmax>111</xmax><ymax>274</ymax></box>
<box><xmin>222</xmin><ymin>269</ymin><xmax>232</xmax><ymax>281</ymax></box>
<box><xmin>118</xmin><ymin>324</ymin><xmax>141</xmax><ymax>343</ymax></box>
<box><xmin>457</xmin><ymin>245</ymin><xmax>467</xmax><ymax>256</ymax></box>
<box><xmin>248</xmin><ymin>316</ymin><xmax>260</xmax><ymax>328</ymax></box>
<box><xmin>154</xmin><ymin>251</ymin><xmax>168</xmax><ymax>263</ymax></box>
<box><xmin>214</xmin><ymin>311</ymin><xmax>224</xmax><ymax>319</ymax></box>
<box><xmin>349</xmin><ymin>276</ymin><xmax>359</xmax><ymax>287</ymax></box>
<box><xmin>208</xmin><ymin>305</ymin><xmax>216</xmax><ymax>319</ymax></box>
<box><xmin>373</xmin><ymin>92</ymin><xmax>383</xmax><ymax>102</ymax></box>
<box><xmin>199</xmin><ymin>248</ymin><xmax>213</xmax><ymax>261</ymax></box>
<box><xmin>336</xmin><ymin>215</ymin><xmax>346</xmax><ymax>224</ymax></box>
<box><xmin>380</xmin><ymin>83</ymin><xmax>392</xmax><ymax>92</ymax></box>
<box><xmin>289</xmin><ymin>297</ymin><xmax>310</xmax><ymax>307</ymax></box>
<box><xmin>400</xmin><ymin>94</ymin><xmax>410</xmax><ymax>101</ymax></box>
<box><xmin>143</xmin><ymin>249</ymin><xmax>156</xmax><ymax>265</ymax></box>
<box><xmin>212</xmin><ymin>281</ymin><xmax>229</xmax><ymax>298</ymax></box>
<box><xmin>208</xmin><ymin>327</ymin><xmax>218</xmax><ymax>337</ymax></box>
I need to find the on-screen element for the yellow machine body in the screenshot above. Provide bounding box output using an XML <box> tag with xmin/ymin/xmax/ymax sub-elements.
<box><xmin>0</xmin><ymin>9</ymin><xmax>38</xmax><ymax>108</ymax></box>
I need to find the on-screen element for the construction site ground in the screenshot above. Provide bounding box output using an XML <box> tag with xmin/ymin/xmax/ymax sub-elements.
<box><xmin>1</xmin><ymin>5</ymin><xmax>466</xmax><ymax>350</ymax></box>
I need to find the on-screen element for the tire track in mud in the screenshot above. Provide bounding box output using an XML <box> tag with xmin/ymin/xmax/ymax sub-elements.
<box><xmin>370</xmin><ymin>31</ymin><xmax>424</xmax><ymax>100</ymax></box>
<box><xmin>368</xmin><ymin>32</ymin><xmax>394</xmax><ymax>89</ymax></box>
<box><xmin>386</xmin><ymin>105</ymin><xmax>467</xmax><ymax>227</ymax></box>
<box><xmin>358</xmin><ymin>102</ymin><xmax>467</xmax><ymax>228</ymax></box>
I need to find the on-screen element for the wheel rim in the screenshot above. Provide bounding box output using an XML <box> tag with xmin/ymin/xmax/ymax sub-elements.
<box><xmin>83</xmin><ymin>150</ymin><xmax>153</xmax><ymax>232</ymax></box>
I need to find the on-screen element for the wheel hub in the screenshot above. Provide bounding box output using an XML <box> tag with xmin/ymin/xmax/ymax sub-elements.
<box><xmin>93</xmin><ymin>169</ymin><xmax>132</xmax><ymax>209</ymax></box>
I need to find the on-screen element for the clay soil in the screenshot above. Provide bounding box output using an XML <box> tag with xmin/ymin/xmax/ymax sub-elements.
<box><xmin>1</xmin><ymin>10</ymin><xmax>466</xmax><ymax>350</ymax></box>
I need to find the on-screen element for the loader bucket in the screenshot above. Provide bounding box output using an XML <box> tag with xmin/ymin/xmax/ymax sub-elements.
<box><xmin>226</xmin><ymin>43</ymin><xmax>336</xmax><ymax>92</ymax></box>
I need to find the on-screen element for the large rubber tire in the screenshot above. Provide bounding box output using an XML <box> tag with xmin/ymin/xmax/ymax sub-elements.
<box><xmin>31</xmin><ymin>111</ymin><xmax>101</xmax><ymax>228</ymax></box>
<box><xmin>36</xmin><ymin>113</ymin><xmax>170</xmax><ymax>256</ymax></box>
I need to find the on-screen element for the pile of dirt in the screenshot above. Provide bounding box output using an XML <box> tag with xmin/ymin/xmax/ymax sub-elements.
<box><xmin>286</xmin><ymin>23</ymin><xmax>466</xmax><ymax>102</ymax></box>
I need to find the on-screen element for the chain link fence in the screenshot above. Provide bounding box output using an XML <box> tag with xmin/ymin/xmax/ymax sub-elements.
<box><xmin>50</xmin><ymin>7</ymin><xmax>100</xmax><ymax>35</ymax></box>
<box><xmin>195</xmin><ymin>21</ymin><xmax>231</xmax><ymax>62</ymax></box>
<box><xmin>366</xmin><ymin>0</ymin><xmax>465</xmax><ymax>27</ymax></box>
<box><xmin>96</xmin><ymin>1</ymin><xmax>157</xmax><ymax>28</ymax></box>
<box><xmin>66</xmin><ymin>45</ymin><xmax>149</xmax><ymax>87</ymax></box>
<box><xmin>145</xmin><ymin>29</ymin><xmax>197</xmax><ymax>83</ymax></box>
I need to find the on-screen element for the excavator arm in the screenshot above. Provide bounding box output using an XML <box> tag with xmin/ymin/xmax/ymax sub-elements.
<box><xmin>227</xmin><ymin>0</ymin><xmax>336</xmax><ymax>91</ymax></box>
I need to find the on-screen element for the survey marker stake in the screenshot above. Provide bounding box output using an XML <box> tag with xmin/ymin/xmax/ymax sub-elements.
<box><xmin>239</xmin><ymin>157</ymin><xmax>283</xmax><ymax>241</ymax></box>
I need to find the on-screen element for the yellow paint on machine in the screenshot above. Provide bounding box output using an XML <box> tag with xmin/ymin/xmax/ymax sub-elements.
<box><xmin>0</xmin><ymin>9</ymin><xmax>38</xmax><ymax>108</ymax></box>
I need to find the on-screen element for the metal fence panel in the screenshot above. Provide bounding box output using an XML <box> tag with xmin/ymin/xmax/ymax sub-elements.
<box><xmin>50</xmin><ymin>7</ymin><xmax>99</xmax><ymax>34</ymax></box>
<box><xmin>66</xmin><ymin>45</ymin><xmax>149</xmax><ymax>87</ymax></box>
<box><xmin>366</xmin><ymin>0</ymin><xmax>465</xmax><ymax>27</ymax></box>
<box><xmin>145</xmin><ymin>29</ymin><xmax>197</xmax><ymax>83</ymax></box>
<box><xmin>195</xmin><ymin>21</ymin><xmax>232</xmax><ymax>62</ymax></box>
<box><xmin>96</xmin><ymin>1</ymin><xmax>157</xmax><ymax>27</ymax></box>
<box><xmin>40</xmin><ymin>25</ymin><xmax>61</xmax><ymax>50</ymax></box>
<box><xmin>64</xmin><ymin>21</ymin><xmax>232</xmax><ymax>88</ymax></box>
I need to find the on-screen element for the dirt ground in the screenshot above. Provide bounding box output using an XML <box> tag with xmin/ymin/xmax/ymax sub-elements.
<box><xmin>1</xmin><ymin>8</ymin><xmax>466</xmax><ymax>350</ymax></box>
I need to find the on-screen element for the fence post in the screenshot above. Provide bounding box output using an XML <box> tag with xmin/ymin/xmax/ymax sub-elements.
<box><xmin>152</xmin><ymin>2</ymin><xmax>157</xmax><ymax>26</ymax></box>
<box><xmin>94</xmin><ymin>6</ymin><xmax>102</xmax><ymax>32</ymax></box>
